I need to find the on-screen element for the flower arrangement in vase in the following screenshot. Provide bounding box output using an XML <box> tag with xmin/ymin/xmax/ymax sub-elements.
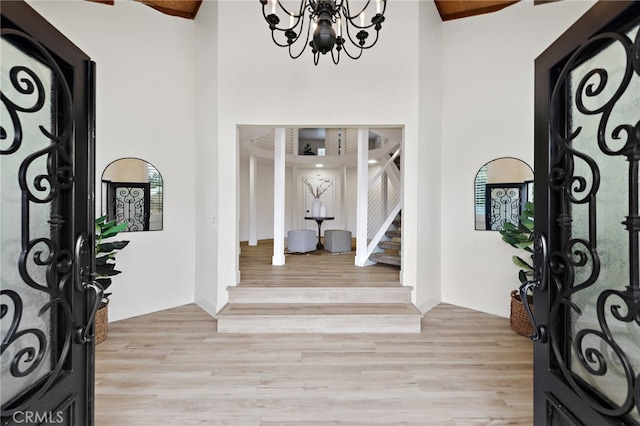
<box><xmin>302</xmin><ymin>177</ymin><xmax>332</xmax><ymax>217</ymax></box>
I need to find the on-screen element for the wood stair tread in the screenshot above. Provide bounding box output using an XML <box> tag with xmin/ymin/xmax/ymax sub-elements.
<box><xmin>370</xmin><ymin>212</ymin><xmax>401</xmax><ymax>266</ymax></box>
<box><xmin>231</xmin><ymin>284</ymin><xmax>406</xmax><ymax>290</ymax></box>
<box><xmin>216</xmin><ymin>303</ymin><xmax>421</xmax><ymax>316</ymax></box>
<box><xmin>384</xmin><ymin>229</ymin><xmax>402</xmax><ymax>238</ymax></box>
<box><xmin>229</xmin><ymin>240</ymin><xmax>418</xmax><ymax>333</ymax></box>
<box><xmin>227</xmin><ymin>285</ymin><xmax>412</xmax><ymax>305</ymax></box>
<box><xmin>369</xmin><ymin>252</ymin><xmax>401</xmax><ymax>266</ymax></box>
<box><xmin>235</xmin><ymin>281</ymin><xmax>403</xmax><ymax>287</ymax></box>
<box><xmin>377</xmin><ymin>240</ymin><xmax>401</xmax><ymax>250</ymax></box>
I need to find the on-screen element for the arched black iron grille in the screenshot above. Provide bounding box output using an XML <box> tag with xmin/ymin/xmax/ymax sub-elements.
<box><xmin>0</xmin><ymin>29</ymin><xmax>75</xmax><ymax>416</ymax></box>
<box><xmin>547</xmin><ymin>21</ymin><xmax>640</xmax><ymax>423</ymax></box>
<box><xmin>111</xmin><ymin>183</ymin><xmax>150</xmax><ymax>231</ymax></box>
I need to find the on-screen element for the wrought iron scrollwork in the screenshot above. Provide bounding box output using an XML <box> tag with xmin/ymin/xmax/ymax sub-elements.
<box><xmin>114</xmin><ymin>184</ymin><xmax>149</xmax><ymax>231</ymax></box>
<box><xmin>0</xmin><ymin>65</ymin><xmax>44</xmax><ymax>155</ymax></box>
<box><xmin>547</xmin><ymin>23</ymin><xmax>640</xmax><ymax>421</ymax></box>
<box><xmin>0</xmin><ymin>290</ymin><xmax>46</xmax><ymax>377</ymax></box>
<box><xmin>115</xmin><ymin>187</ymin><xmax>144</xmax><ymax>229</ymax></box>
<box><xmin>0</xmin><ymin>29</ymin><xmax>76</xmax><ymax>416</ymax></box>
<box><xmin>486</xmin><ymin>184</ymin><xmax>523</xmax><ymax>231</ymax></box>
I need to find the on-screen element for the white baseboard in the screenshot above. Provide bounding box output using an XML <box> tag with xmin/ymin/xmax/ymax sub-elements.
<box><xmin>442</xmin><ymin>294</ymin><xmax>509</xmax><ymax>318</ymax></box>
<box><xmin>194</xmin><ymin>297</ymin><xmax>218</xmax><ymax>318</ymax></box>
<box><xmin>417</xmin><ymin>298</ymin><xmax>440</xmax><ymax>314</ymax></box>
<box><xmin>108</xmin><ymin>293</ymin><xmax>195</xmax><ymax>323</ymax></box>
<box><xmin>239</xmin><ymin>233</ymin><xmax>274</xmax><ymax>242</ymax></box>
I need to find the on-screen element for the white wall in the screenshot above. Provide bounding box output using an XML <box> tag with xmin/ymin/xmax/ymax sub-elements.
<box><xmin>194</xmin><ymin>0</ymin><xmax>219</xmax><ymax>316</ymax></box>
<box><xmin>345</xmin><ymin>167</ymin><xmax>358</xmax><ymax>233</ymax></box>
<box><xmin>440</xmin><ymin>0</ymin><xmax>597</xmax><ymax>317</ymax></box>
<box><xmin>238</xmin><ymin>158</ymin><xmax>361</xmax><ymax>242</ymax></box>
<box><xmin>210</xmin><ymin>1</ymin><xmax>435</xmax><ymax>311</ymax></box>
<box><xmin>26</xmin><ymin>0</ymin><xmax>603</xmax><ymax>321</ymax></box>
<box><xmin>28</xmin><ymin>0</ymin><xmax>197</xmax><ymax>321</ymax></box>
<box><xmin>416</xmin><ymin>0</ymin><xmax>443</xmax><ymax>312</ymax></box>
<box><xmin>238</xmin><ymin>158</ymin><xmax>276</xmax><ymax>241</ymax></box>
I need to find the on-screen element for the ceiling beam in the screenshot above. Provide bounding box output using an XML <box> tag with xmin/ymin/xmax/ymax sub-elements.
<box><xmin>435</xmin><ymin>0</ymin><xmax>520</xmax><ymax>21</ymax></box>
<box><xmin>87</xmin><ymin>0</ymin><xmax>527</xmax><ymax>23</ymax></box>
<box><xmin>135</xmin><ymin>0</ymin><xmax>202</xmax><ymax>20</ymax></box>
<box><xmin>86</xmin><ymin>0</ymin><xmax>202</xmax><ymax>19</ymax></box>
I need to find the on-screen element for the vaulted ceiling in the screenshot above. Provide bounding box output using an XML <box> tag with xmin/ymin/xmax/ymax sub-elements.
<box><xmin>91</xmin><ymin>0</ymin><xmax>521</xmax><ymax>22</ymax></box>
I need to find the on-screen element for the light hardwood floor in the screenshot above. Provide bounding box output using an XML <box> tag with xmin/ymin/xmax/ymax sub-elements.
<box><xmin>217</xmin><ymin>241</ymin><xmax>421</xmax><ymax>333</ymax></box>
<box><xmin>238</xmin><ymin>240</ymin><xmax>402</xmax><ymax>287</ymax></box>
<box><xmin>96</xmin><ymin>241</ymin><xmax>532</xmax><ymax>424</ymax></box>
<box><xmin>95</xmin><ymin>304</ymin><xmax>533</xmax><ymax>425</ymax></box>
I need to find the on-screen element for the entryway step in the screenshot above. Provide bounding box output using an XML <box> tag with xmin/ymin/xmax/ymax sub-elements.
<box><xmin>227</xmin><ymin>285</ymin><xmax>413</xmax><ymax>304</ymax></box>
<box><xmin>377</xmin><ymin>240</ymin><xmax>401</xmax><ymax>251</ymax></box>
<box><xmin>385</xmin><ymin>229</ymin><xmax>402</xmax><ymax>238</ymax></box>
<box><xmin>215</xmin><ymin>303</ymin><xmax>422</xmax><ymax>333</ymax></box>
<box><xmin>369</xmin><ymin>252</ymin><xmax>401</xmax><ymax>266</ymax></box>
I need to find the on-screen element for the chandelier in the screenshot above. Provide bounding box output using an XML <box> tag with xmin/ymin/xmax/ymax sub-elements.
<box><xmin>260</xmin><ymin>0</ymin><xmax>387</xmax><ymax>65</ymax></box>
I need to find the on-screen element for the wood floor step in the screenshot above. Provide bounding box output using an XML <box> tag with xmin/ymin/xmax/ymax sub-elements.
<box><xmin>385</xmin><ymin>229</ymin><xmax>402</xmax><ymax>238</ymax></box>
<box><xmin>215</xmin><ymin>303</ymin><xmax>422</xmax><ymax>333</ymax></box>
<box><xmin>227</xmin><ymin>286</ymin><xmax>413</xmax><ymax>304</ymax></box>
<box><xmin>369</xmin><ymin>252</ymin><xmax>401</xmax><ymax>266</ymax></box>
<box><xmin>377</xmin><ymin>240</ymin><xmax>401</xmax><ymax>251</ymax></box>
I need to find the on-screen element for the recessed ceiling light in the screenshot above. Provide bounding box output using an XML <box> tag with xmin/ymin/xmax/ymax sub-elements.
<box><xmin>368</xmin><ymin>159</ymin><xmax>378</xmax><ymax>164</ymax></box>
<box><xmin>315</xmin><ymin>164</ymin><xmax>323</xmax><ymax>168</ymax></box>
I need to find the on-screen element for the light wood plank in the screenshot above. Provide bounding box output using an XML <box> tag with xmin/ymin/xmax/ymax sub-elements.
<box><xmin>217</xmin><ymin>303</ymin><xmax>420</xmax><ymax>315</ymax></box>
<box><xmin>221</xmin><ymin>240</ymin><xmax>418</xmax><ymax>333</ymax></box>
<box><xmin>239</xmin><ymin>240</ymin><xmax>401</xmax><ymax>287</ymax></box>
<box><xmin>227</xmin><ymin>286</ymin><xmax>413</xmax><ymax>304</ymax></box>
<box><xmin>95</xmin><ymin>303</ymin><xmax>533</xmax><ymax>425</ymax></box>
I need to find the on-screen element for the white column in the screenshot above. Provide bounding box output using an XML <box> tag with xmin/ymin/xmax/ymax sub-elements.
<box><xmin>293</xmin><ymin>128</ymin><xmax>300</xmax><ymax>158</ymax></box>
<box><xmin>292</xmin><ymin>129</ymin><xmax>299</xmax><ymax>230</ymax></box>
<box><xmin>355</xmin><ymin>127</ymin><xmax>369</xmax><ymax>266</ymax></box>
<box><xmin>272</xmin><ymin>127</ymin><xmax>286</xmax><ymax>266</ymax></box>
<box><xmin>248</xmin><ymin>154</ymin><xmax>258</xmax><ymax>246</ymax></box>
<box><xmin>292</xmin><ymin>164</ymin><xmax>299</xmax><ymax>230</ymax></box>
<box><xmin>340</xmin><ymin>164</ymin><xmax>347</xmax><ymax>229</ymax></box>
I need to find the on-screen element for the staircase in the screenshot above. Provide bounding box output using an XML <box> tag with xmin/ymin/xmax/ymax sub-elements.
<box><xmin>369</xmin><ymin>213</ymin><xmax>401</xmax><ymax>266</ymax></box>
<box><xmin>215</xmin><ymin>241</ymin><xmax>421</xmax><ymax>333</ymax></box>
<box><xmin>359</xmin><ymin>147</ymin><xmax>402</xmax><ymax>267</ymax></box>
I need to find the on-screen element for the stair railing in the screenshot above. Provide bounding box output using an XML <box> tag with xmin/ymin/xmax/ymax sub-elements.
<box><xmin>366</xmin><ymin>147</ymin><xmax>402</xmax><ymax>260</ymax></box>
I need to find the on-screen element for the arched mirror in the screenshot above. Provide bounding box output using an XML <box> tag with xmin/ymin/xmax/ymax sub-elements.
<box><xmin>101</xmin><ymin>158</ymin><xmax>163</xmax><ymax>231</ymax></box>
<box><xmin>474</xmin><ymin>157</ymin><xmax>533</xmax><ymax>231</ymax></box>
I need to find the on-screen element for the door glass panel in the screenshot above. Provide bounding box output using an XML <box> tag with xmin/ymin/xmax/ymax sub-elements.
<box><xmin>1</xmin><ymin>38</ymin><xmax>55</xmax><ymax>407</ymax></box>
<box><xmin>567</xmin><ymin>24</ymin><xmax>640</xmax><ymax>422</ymax></box>
<box><xmin>486</xmin><ymin>184</ymin><xmax>524</xmax><ymax>231</ymax></box>
<box><xmin>114</xmin><ymin>184</ymin><xmax>149</xmax><ymax>231</ymax></box>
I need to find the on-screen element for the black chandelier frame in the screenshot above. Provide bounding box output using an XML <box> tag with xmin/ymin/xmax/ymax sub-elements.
<box><xmin>260</xmin><ymin>0</ymin><xmax>387</xmax><ymax>65</ymax></box>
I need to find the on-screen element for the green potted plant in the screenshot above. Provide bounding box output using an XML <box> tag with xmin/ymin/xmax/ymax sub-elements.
<box><xmin>499</xmin><ymin>201</ymin><xmax>534</xmax><ymax>336</ymax></box>
<box><xmin>94</xmin><ymin>215</ymin><xmax>130</xmax><ymax>343</ymax></box>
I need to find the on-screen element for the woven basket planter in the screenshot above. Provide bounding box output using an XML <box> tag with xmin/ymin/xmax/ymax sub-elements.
<box><xmin>95</xmin><ymin>300</ymin><xmax>109</xmax><ymax>345</ymax></box>
<box><xmin>510</xmin><ymin>290</ymin><xmax>533</xmax><ymax>337</ymax></box>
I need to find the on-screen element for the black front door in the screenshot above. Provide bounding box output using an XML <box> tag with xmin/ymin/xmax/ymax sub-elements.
<box><xmin>533</xmin><ymin>1</ymin><xmax>640</xmax><ymax>424</ymax></box>
<box><xmin>1</xmin><ymin>2</ymin><xmax>96</xmax><ymax>425</ymax></box>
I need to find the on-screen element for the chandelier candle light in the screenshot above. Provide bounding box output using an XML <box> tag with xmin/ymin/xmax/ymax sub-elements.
<box><xmin>260</xmin><ymin>0</ymin><xmax>387</xmax><ymax>65</ymax></box>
